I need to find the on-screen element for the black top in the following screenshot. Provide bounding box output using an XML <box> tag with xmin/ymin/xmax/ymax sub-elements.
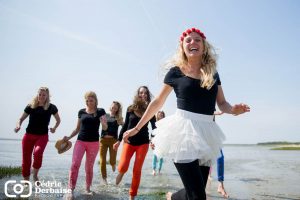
<box><xmin>164</xmin><ymin>66</ymin><xmax>221</xmax><ymax>115</ymax></box>
<box><xmin>24</xmin><ymin>104</ymin><xmax>58</xmax><ymax>135</ymax></box>
<box><xmin>118</xmin><ymin>109</ymin><xmax>156</xmax><ymax>146</ymax></box>
<box><xmin>77</xmin><ymin>108</ymin><xmax>106</xmax><ymax>142</ymax></box>
<box><xmin>101</xmin><ymin>114</ymin><xmax>120</xmax><ymax>139</ymax></box>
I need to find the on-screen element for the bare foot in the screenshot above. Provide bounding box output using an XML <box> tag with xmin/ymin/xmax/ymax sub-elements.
<box><xmin>217</xmin><ymin>184</ymin><xmax>229</xmax><ymax>199</ymax></box>
<box><xmin>23</xmin><ymin>176</ymin><xmax>30</xmax><ymax>187</ymax></box>
<box><xmin>33</xmin><ymin>175</ymin><xmax>40</xmax><ymax>186</ymax></box>
<box><xmin>152</xmin><ymin>170</ymin><xmax>156</xmax><ymax>176</ymax></box>
<box><xmin>102</xmin><ymin>177</ymin><xmax>108</xmax><ymax>185</ymax></box>
<box><xmin>116</xmin><ymin>173</ymin><xmax>124</xmax><ymax>185</ymax></box>
<box><xmin>66</xmin><ymin>191</ymin><xmax>74</xmax><ymax>200</ymax></box>
<box><xmin>112</xmin><ymin>165</ymin><xmax>116</xmax><ymax>172</ymax></box>
<box><xmin>166</xmin><ymin>192</ymin><xmax>172</xmax><ymax>200</ymax></box>
<box><xmin>85</xmin><ymin>191</ymin><xmax>94</xmax><ymax>195</ymax></box>
<box><xmin>32</xmin><ymin>168</ymin><xmax>40</xmax><ymax>186</ymax></box>
<box><xmin>129</xmin><ymin>195</ymin><xmax>135</xmax><ymax>200</ymax></box>
<box><xmin>85</xmin><ymin>188</ymin><xmax>94</xmax><ymax>195</ymax></box>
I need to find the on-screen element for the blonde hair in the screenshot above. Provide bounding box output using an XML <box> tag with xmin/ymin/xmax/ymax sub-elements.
<box><xmin>112</xmin><ymin>101</ymin><xmax>123</xmax><ymax>125</ymax></box>
<box><xmin>164</xmin><ymin>38</ymin><xmax>218</xmax><ymax>89</ymax></box>
<box><xmin>30</xmin><ymin>87</ymin><xmax>50</xmax><ymax>110</ymax></box>
<box><xmin>84</xmin><ymin>91</ymin><xmax>98</xmax><ymax>109</ymax></box>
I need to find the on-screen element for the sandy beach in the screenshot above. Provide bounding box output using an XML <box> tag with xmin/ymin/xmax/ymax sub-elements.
<box><xmin>1</xmin><ymin>140</ymin><xmax>300</xmax><ymax>200</ymax></box>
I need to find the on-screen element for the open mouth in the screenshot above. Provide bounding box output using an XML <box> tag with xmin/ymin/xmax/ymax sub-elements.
<box><xmin>189</xmin><ymin>47</ymin><xmax>198</xmax><ymax>52</ymax></box>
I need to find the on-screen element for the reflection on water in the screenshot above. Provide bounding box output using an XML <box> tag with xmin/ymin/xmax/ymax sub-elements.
<box><xmin>0</xmin><ymin>139</ymin><xmax>300</xmax><ymax>199</ymax></box>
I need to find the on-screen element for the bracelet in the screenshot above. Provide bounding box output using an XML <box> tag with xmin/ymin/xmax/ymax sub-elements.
<box><xmin>134</xmin><ymin>127</ymin><xmax>140</xmax><ymax>132</ymax></box>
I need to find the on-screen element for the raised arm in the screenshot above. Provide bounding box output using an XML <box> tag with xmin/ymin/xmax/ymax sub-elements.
<box><xmin>123</xmin><ymin>84</ymin><xmax>172</xmax><ymax>143</ymax></box>
<box><xmin>216</xmin><ymin>85</ymin><xmax>250</xmax><ymax>115</ymax></box>
<box><xmin>100</xmin><ymin>115</ymin><xmax>108</xmax><ymax>131</ymax></box>
<box><xmin>14</xmin><ymin>112</ymin><xmax>29</xmax><ymax>133</ymax></box>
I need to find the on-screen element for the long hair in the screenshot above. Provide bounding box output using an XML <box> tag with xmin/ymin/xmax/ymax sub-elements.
<box><xmin>112</xmin><ymin>101</ymin><xmax>123</xmax><ymax>125</ymax></box>
<box><xmin>164</xmin><ymin>37</ymin><xmax>218</xmax><ymax>89</ymax></box>
<box><xmin>128</xmin><ymin>86</ymin><xmax>152</xmax><ymax>115</ymax></box>
<box><xmin>156</xmin><ymin>110</ymin><xmax>165</xmax><ymax>121</ymax></box>
<box><xmin>84</xmin><ymin>91</ymin><xmax>98</xmax><ymax>110</ymax></box>
<box><xmin>30</xmin><ymin>87</ymin><xmax>50</xmax><ymax>110</ymax></box>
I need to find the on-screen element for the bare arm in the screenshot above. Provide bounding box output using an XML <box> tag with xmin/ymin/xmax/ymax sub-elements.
<box><xmin>100</xmin><ymin>115</ymin><xmax>108</xmax><ymax>131</ymax></box>
<box><xmin>123</xmin><ymin>84</ymin><xmax>173</xmax><ymax>143</ymax></box>
<box><xmin>50</xmin><ymin>113</ymin><xmax>61</xmax><ymax>133</ymax></box>
<box><xmin>14</xmin><ymin>112</ymin><xmax>29</xmax><ymax>133</ymax></box>
<box><xmin>217</xmin><ymin>85</ymin><xmax>250</xmax><ymax>115</ymax></box>
<box><xmin>216</xmin><ymin>86</ymin><xmax>233</xmax><ymax>114</ymax></box>
<box><xmin>64</xmin><ymin>119</ymin><xmax>81</xmax><ymax>141</ymax></box>
<box><xmin>113</xmin><ymin>111</ymin><xmax>129</xmax><ymax>151</ymax></box>
<box><xmin>214</xmin><ymin>111</ymin><xmax>224</xmax><ymax>115</ymax></box>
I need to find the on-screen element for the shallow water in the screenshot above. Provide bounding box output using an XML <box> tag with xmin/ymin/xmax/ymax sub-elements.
<box><xmin>0</xmin><ymin>139</ymin><xmax>300</xmax><ymax>199</ymax></box>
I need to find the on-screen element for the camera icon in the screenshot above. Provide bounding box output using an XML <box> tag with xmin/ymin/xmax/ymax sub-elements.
<box><xmin>4</xmin><ymin>180</ymin><xmax>32</xmax><ymax>198</ymax></box>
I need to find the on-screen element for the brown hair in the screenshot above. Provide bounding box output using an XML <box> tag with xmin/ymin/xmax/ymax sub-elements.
<box><xmin>128</xmin><ymin>86</ymin><xmax>152</xmax><ymax>116</ymax></box>
<box><xmin>156</xmin><ymin>111</ymin><xmax>165</xmax><ymax>121</ymax></box>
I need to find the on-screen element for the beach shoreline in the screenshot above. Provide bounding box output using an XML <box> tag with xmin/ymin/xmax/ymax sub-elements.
<box><xmin>1</xmin><ymin>140</ymin><xmax>300</xmax><ymax>199</ymax></box>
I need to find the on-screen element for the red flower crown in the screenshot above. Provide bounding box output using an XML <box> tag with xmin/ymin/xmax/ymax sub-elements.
<box><xmin>180</xmin><ymin>27</ymin><xmax>206</xmax><ymax>41</ymax></box>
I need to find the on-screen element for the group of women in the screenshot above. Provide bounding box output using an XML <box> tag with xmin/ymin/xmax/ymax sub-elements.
<box><xmin>14</xmin><ymin>26</ymin><xmax>250</xmax><ymax>200</ymax></box>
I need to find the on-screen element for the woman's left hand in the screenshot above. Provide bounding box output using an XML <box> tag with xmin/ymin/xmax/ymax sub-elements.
<box><xmin>50</xmin><ymin>127</ymin><xmax>56</xmax><ymax>133</ymax></box>
<box><xmin>231</xmin><ymin>103</ymin><xmax>250</xmax><ymax>115</ymax></box>
<box><xmin>123</xmin><ymin>128</ymin><xmax>138</xmax><ymax>143</ymax></box>
<box><xmin>100</xmin><ymin>115</ymin><xmax>107</xmax><ymax>124</ymax></box>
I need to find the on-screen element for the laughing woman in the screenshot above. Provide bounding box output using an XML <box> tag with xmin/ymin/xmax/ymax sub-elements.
<box><xmin>123</xmin><ymin>27</ymin><xmax>250</xmax><ymax>200</ymax></box>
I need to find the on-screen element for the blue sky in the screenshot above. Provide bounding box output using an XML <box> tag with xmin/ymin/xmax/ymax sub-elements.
<box><xmin>0</xmin><ymin>0</ymin><xmax>299</xmax><ymax>144</ymax></box>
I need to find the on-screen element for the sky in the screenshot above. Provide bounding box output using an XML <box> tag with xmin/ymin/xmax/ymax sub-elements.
<box><xmin>0</xmin><ymin>0</ymin><xmax>299</xmax><ymax>144</ymax></box>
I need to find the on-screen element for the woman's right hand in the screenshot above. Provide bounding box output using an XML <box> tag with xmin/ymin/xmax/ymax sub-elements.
<box><xmin>14</xmin><ymin>126</ymin><xmax>20</xmax><ymax>133</ymax></box>
<box><xmin>113</xmin><ymin>141</ymin><xmax>120</xmax><ymax>151</ymax></box>
<box><xmin>63</xmin><ymin>136</ymin><xmax>70</xmax><ymax>141</ymax></box>
<box><xmin>150</xmin><ymin>141</ymin><xmax>155</xmax><ymax>150</ymax></box>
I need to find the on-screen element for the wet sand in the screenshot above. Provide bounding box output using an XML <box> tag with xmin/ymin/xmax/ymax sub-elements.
<box><xmin>1</xmin><ymin>141</ymin><xmax>300</xmax><ymax>199</ymax></box>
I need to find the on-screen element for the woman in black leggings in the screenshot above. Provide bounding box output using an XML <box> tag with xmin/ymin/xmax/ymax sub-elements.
<box><xmin>123</xmin><ymin>27</ymin><xmax>250</xmax><ymax>200</ymax></box>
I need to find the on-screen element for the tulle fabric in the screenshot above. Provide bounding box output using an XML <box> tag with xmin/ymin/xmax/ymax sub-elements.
<box><xmin>152</xmin><ymin>109</ymin><xmax>225</xmax><ymax>166</ymax></box>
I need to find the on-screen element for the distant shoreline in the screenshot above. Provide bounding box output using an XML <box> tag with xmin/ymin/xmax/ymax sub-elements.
<box><xmin>0</xmin><ymin>138</ymin><xmax>21</xmax><ymax>141</ymax></box>
<box><xmin>0</xmin><ymin>137</ymin><xmax>56</xmax><ymax>142</ymax></box>
<box><xmin>1</xmin><ymin>138</ymin><xmax>300</xmax><ymax>146</ymax></box>
<box><xmin>0</xmin><ymin>138</ymin><xmax>257</xmax><ymax>145</ymax></box>
<box><xmin>257</xmin><ymin>141</ymin><xmax>300</xmax><ymax>150</ymax></box>
<box><xmin>257</xmin><ymin>141</ymin><xmax>300</xmax><ymax>145</ymax></box>
<box><xmin>271</xmin><ymin>146</ymin><xmax>300</xmax><ymax>150</ymax></box>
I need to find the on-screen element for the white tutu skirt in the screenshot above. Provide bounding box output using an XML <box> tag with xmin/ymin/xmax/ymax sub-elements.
<box><xmin>152</xmin><ymin>109</ymin><xmax>225</xmax><ymax>166</ymax></box>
